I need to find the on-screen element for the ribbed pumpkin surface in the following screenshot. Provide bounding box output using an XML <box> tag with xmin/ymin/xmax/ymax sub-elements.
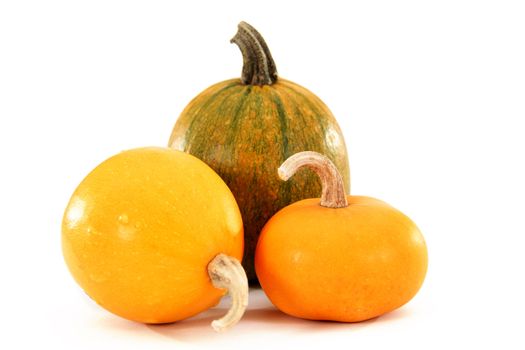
<box><xmin>169</xmin><ymin>78</ymin><xmax>349</xmax><ymax>281</ymax></box>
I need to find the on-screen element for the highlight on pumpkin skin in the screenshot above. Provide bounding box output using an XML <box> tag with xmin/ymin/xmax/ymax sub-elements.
<box><xmin>207</xmin><ymin>254</ymin><xmax>249</xmax><ymax>332</ymax></box>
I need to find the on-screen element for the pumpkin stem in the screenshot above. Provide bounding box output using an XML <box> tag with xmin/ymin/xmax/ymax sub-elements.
<box><xmin>207</xmin><ymin>253</ymin><xmax>248</xmax><ymax>332</ymax></box>
<box><xmin>231</xmin><ymin>21</ymin><xmax>278</xmax><ymax>86</ymax></box>
<box><xmin>278</xmin><ymin>151</ymin><xmax>349</xmax><ymax>208</ymax></box>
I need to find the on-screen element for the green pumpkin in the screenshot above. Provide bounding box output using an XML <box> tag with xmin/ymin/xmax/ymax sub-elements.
<box><xmin>169</xmin><ymin>22</ymin><xmax>350</xmax><ymax>282</ymax></box>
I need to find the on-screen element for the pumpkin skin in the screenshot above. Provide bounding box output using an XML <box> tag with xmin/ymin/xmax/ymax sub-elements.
<box><xmin>62</xmin><ymin>147</ymin><xmax>244</xmax><ymax>324</ymax></box>
<box><xmin>169</xmin><ymin>78</ymin><xmax>349</xmax><ymax>281</ymax></box>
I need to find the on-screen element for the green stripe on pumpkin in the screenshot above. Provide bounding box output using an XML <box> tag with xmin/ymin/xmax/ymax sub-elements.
<box><xmin>271</xmin><ymin>89</ymin><xmax>292</xmax><ymax>206</ymax></box>
<box><xmin>185</xmin><ymin>81</ymin><xmax>241</xmax><ymax>144</ymax></box>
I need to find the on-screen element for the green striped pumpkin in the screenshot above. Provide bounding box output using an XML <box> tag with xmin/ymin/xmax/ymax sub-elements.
<box><xmin>169</xmin><ymin>22</ymin><xmax>349</xmax><ymax>282</ymax></box>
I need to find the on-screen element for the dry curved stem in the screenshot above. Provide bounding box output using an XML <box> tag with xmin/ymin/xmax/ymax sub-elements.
<box><xmin>207</xmin><ymin>254</ymin><xmax>248</xmax><ymax>332</ymax></box>
<box><xmin>278</xmin><ymin>151</ymin><xmax>349</xmax><ymax>208</ymax></box>
<box><xmin>231</xmin><ymin>21</ymin><xmax>278</xmax><ymax>86</ymax></box>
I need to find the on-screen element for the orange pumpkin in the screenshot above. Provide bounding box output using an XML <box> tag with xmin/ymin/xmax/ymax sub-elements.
<box><xmin>62</xmin><ymin>147</ymin><xmax>247</xmax><ymax>331</ymax></box>
<box><xmin>255</xmin><ymin>151</ymin><xmax>428</xmax><ymax>322</ymax></box>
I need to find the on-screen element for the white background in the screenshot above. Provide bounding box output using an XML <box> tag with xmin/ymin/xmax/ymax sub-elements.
<box><xmin>1</xmin><ymin>1</ymin><xmax>524</xmax><ymax>349</ymax></box>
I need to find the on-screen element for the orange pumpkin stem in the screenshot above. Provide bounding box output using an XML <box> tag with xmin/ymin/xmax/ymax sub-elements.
<box><xmin>278</xmin><ymin>151</ymin><xmax>349</xmax><ymax>208</ymax></box>
<box><xmin>207</xmin><ymin>254</ymin><xmax>249</xmax><ymax>332</ymax></box>
<box><xmin>231</xmin><ymin>21</ymin><xmax>278</xmax><ymax>86</ymax></box>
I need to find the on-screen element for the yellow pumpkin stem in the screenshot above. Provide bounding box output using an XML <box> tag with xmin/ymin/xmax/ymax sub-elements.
<box><xmin>278</xmin><ymin>151</ymin><xmax>349</xmax><ymax>208</ymax></box>
<box><xmin>231</xmin><ymin>21</ymin><xmax>278</xmax><ymax>86</ymax></box>
<box><xmin>207</xmin><ymin>254</ymin><xmax>248</xmax><ymax>332</ymax></box>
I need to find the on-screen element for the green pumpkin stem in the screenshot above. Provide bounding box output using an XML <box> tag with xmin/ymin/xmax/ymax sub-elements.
<box><xmin>231</xmin><ymin>21</ymin><xmax>278</xmax><ymax>86</ymax></box>
<box><xmin>278</xmin><ymin>151</ymin><xmax>349</xmax><ymax>208</ymax></box>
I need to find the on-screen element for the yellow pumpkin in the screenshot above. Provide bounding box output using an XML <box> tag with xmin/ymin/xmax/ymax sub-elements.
<box><xmin>62</xmin><ymin>147</ymin><xmax>247</xmax><ymax>331</ymax></box>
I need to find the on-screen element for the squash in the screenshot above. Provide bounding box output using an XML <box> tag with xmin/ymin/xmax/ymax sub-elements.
<box><xmin>169</xmin><ymin>22</ymin><xmax>350</xmax><ymax>282</ymax></box>
<box><xmin>255</xmin><ymin>151</ymin><xmax>428</xmax><ymax>322</ymax></box>
<box><xmin>62</xmin><ymin>147</ymin><xmax>247</xmax><ymax>331</ymax></box>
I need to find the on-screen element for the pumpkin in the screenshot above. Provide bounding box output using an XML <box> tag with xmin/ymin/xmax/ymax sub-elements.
<box><xmin>62</xmin><ymin>147</ymin><xmax>247</xmax><ymax>331</ymax></box>
<box><xmin>169</xmin><ymin>22</ymin><xmax>350</xmax><ymax>282</ymax></box>
<box><xmin>255</xmin><ymin>151</ymin><xmax>428</xmax><ymax>322</ymax></box>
